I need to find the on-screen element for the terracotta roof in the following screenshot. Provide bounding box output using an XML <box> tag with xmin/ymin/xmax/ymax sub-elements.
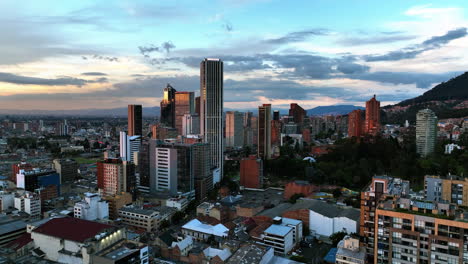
<box><xmin>6</xmin><ymin>233</ymin><xmax>32</xmax><ymax>250</ymax></box>
<box><xmin>32</xmin><ymin>217</ymin><xmax>114</xmax><ymax>243</ymax></box>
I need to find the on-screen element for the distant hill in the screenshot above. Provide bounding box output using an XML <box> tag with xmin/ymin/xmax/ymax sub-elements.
<box><xmin>384</xmin><ymin>72</ymin><xmax>468</xmax><ymax>124</ymax></box>
<box><xmin>0</xmin><ymin>106</ymin><xmax>160</xmax><ymax>117</ymax></box>
<box><xmin>307</xmin><ymin>105</ymin><xmax>364</xmax><ymax>116</ymax></box>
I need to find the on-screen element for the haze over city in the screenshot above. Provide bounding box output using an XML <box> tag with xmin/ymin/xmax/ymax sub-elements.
<box><xmin>1</xmin><ymin>0</ymin><xmax>468</xmax><ymax>111</ymax></box>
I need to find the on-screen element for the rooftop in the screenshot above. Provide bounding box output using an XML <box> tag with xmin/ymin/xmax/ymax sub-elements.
<box><xmin>32</xmin><ymin>217</ymin><xmax>115</xmax><ymax>243</ymax></box>
<box><xmin>0</xmin><ymin>219</ymin><xmax>26</xmax><ymax>236</ymax></box>
<box><xmin>226</xmin><ymin>244</ymin><xmax>268</xmax><ymax>264</ymax></box>
<box><xmin>119</xmin><ymin>207</ymin><xmax>158</xmax><ymax>216</ymax></box>
<box><xmin>182</xmin><ymin>219</ymin><xmax>228</xmax><ymax>237</ymax></box>
<box><xmin>264</xmin><ymin>225</ymin><xmax>292</xmax><ymax>237</ymax></box>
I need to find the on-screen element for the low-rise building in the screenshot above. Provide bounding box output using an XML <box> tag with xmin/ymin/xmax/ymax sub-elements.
<box><xmin>196</xmin><ymin>202</ymin><xmax>230</xmax><ymax>222</ymax></box>
<box><xmin>74</xmin><ymin>192</ymin><xmax>109</xmax><ymax>221</ymax></box>
<box><xmin>103</xmin><ymin>192</ymin><xmax>133</xmax><ymax>220</ymax></box>
<box><xmin>14</xmin><ymin>192</ymin><xmax>41</xmax><ymax>219</ymax></box>
<box><xmin>335</xmin><ymin>236</ymin><xmax>365</xmax><ymax>264</ymax></box>
<box><xmin>181</xmin><ymin>219</ymin><xmax>229</xmax><ymax>241</ymax></box>
<box><xmin>166</xmin><ymin>196</ymin><xmax>190</xmax><ymax>210</ymax></box>
<box><xmin>118</xmin><ymin>207</ymin><xmax>160</xmax><ymax>232</ymax></box>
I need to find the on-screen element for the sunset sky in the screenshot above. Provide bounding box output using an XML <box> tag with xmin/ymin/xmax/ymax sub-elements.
<box><xmin>1</xmin><ymin>0</ymin><xmax>467</xmax><ymax>110</ymax></box>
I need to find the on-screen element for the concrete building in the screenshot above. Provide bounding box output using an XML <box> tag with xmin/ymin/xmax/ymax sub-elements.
<box><xmin>0</xmin><ymin>217</ymin><xmax>27</xmax><ymax>248</ymax></box>
<box><xmin>364</xmin><ymin>95</ymin><xmax>380</xmax><ymax>136</ymax></box>
<box><xmin>424</xmin><ymin>175</ymin><xmax>443</xmax><ymax>202</ymax></box>
<box><xmin>52</xmin><ymin>158</ymin><xmax>78</xmax><ymax>183</ymax></box>
<box><xmin>14</xmin><ymin>192</ymin><xmax>41</xmax><ymax>219</ymax></box>
<box><xmin>416</xmin><ymin>108</ymin><xmax>437</xmax><ymax>157</ymax></box>
<box><xmin>200</xmin><ymin>58</ymin><xmax>224</xmax><ymax>181</ymax></box>
<box><xmin>175</xmin><ymin>91</ymin><xmax>195</xmax><ymax>135</ymax></box>
<box><xmin>16</xmin><ymin>169</ymin><xmax>60</xmax><ymax>196</ymax></box>
<box><xmin>11</xmin><ymin>162</ymin><xmax>33</xmax><ymax>183</ymax></box>
<box><xmin>119</xmin><ymin>131</ymin><xmax>141</xmax><ymax>162</ymax></box>
<box><xmin>258</xmin><ymin>104</ymin><xmax>272</xmax><ymax>160</ymax></box>
<box><xmin>289</xmin><ymin>103</ymin><xmax>306</xmax><ymax>124</ymax></box>
<box><xmin>227</xmin><ymin>243</ymin><xmax>301</xmax><ymax>264</ymax></box>
<box><xmin>97</xmin><ymin>159</ymin><xmax>135</xmax><ymax>197</ymax></box>
<box><xmin>182</xmin><ymin>113</ymin><xmax>200</xmax><ymax>136</ymax></box>
<box><xmin>426</xmin><ymin>175</ymin><xmax>468</xmax><ymax>206</ymax></box>
<box><xmin>118</xmin><ymin>207</ymin><xmax>161</xmax><ymax>232</ymax></box>
<box><xmin>181</xmin><ymin>219</ymin><xmax>229</xmax><ymax>241</ymax></box>
<box><xmin>0</xmin><ymin>192</ymin><xmax>14</xmax><ymax>212</ymax></box>
<box><xmin>196</xmin><ymin>202</ymin><xmax>230</xmax><ymax>222</ymax></box>
<box><xmin>260</xmin><ymin>224</ymin><xmax>294</xmax><ymax>255</ymax></box>
<box><xmin>240</xmin><ymin>155</ymin><xmax>263</xmax><ymax>189</ymax></box>
<box><xmin>74</xmin><ymin>192</ymin><xmax>109</xmax><ymax>221</ymax></box>
<box><xmin>348</xmin><ymin>110</ymin><xmax>363</xmax><ymax>138</ymax></box>
<box><xmin>127</xmin><ymin>104</ymin><xmax>142</xmax><ymax>136</ymax></box>
<box><xmin>335</xmin><ymin>236</ymin><xmax>365</xmax><ymax>264</ymax></box>
<box><xmin>166</xmin><ymin>196</ymin><xmax>190</xmax><ymax>210</ymax></box>
<box><xmin>226</xmin><ymin>111</ymin><xmax>244</xmax><ymax>148</ymax></box>
<box><xmin>103</xmin><ymin>192</ymin><xmax>133</xmax><ymax>220</ymax></box>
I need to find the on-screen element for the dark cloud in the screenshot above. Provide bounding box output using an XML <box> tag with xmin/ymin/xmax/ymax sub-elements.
<box><xmin>364</xmin><ymin>28</ymin><xmax>467</xmax><ymax>62</ymax></box>
<box><xmin>264</xmin><ymin>28</ymin><xmax>329</xmax><ymax>44</ymax></box>
<box><xmin>346</xmin><ymin>71</ymin><xmax>462</xmax><ymax>88</ymax></box>
<box><xmin>81</xmin><ymin>72</ymin><xmax>107</xmax><ymax>76</ymax></box>
<box><xmin>161</xmin><ymin>41</ymin><xmax>176</xmax><ymax>53</ymax></box>
<box><xmin>0</xmin><ymin>72</ymin><xmax>108</xmax><ymax>86</ymax></box>
<box><xmin>336</xmin><ymin>62</ymin><xmax>370</xmax><ymax>74</ymax></box>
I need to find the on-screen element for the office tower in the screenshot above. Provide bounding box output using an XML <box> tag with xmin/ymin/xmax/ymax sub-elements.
<box><xmin>271</xmin><ymin>120</ymin><xmax>282</xmax><ymax>146</ymax></box>
<box><xmin>360</xmin><ymin>176</ymin><xmax>409</xmax><ymax>263</ymax></box>
<box><xmin>97</xmin><ymin>159</ymin><xmax>135</xmax><ymax>196</ymax></box>
<box><xmin>119</xmin><ymin>131</ymin><xmax>141</xmax><ymax>162</ymax></box>
<box><xmin>273</xmin><ymin>110</ymin><xmax>280</xmax><ymax>121</ymax></box>
<box><xmin>225</xmin><ymin>111</ymin><xmax>244</xmax><ymax>148</ymax></box>
<box><xmin>195</xmin><ymin>96</ymin><xmax>201</xmax><ymax>115</ymax></box>
<box><xmin>251</xmin><ymin>116</ymin><xmax>258</xmax><ymax>146</ymax></box>
<box><xmin>192</xmin><ymin>143</ymin><xmax>212</xmax><ymax>200</ymax></box>
<box><xmin>243</xmin><ymin>111</ymin><xmax>253</xmax><ymax>128</ymax></box>
<box><xmin>258</xmin><ymin>104</ymin><xmax>272</xmax><ymax>159</ymax></box>
<box><xmin>200</xmin><ymin>58</ymin><xmax>224</xmax><ymax>181</ymax></box>
<box><xmin>416</xmin><ymin>109</ymin><xmax>438</xmax><ymax>157</ymax></box>
<box><xmin>364</xmin><ymin>95</ymin><xmax>380</xmax><ymax>135</ymax></box>
<box><xmin>149</xmin><ymin>141</ymin><xmax>196</xmax><ymax>197</ymax></box>
<box><xmin>160</xmin><ymin>83</ymin><xmax>177</xmax><ymax>127</ymax></box>
<box><xmin>348</xmin><ymin>110</ymin><xmax>363</xmax><ymax>138</ymax></box>
<box><xmin>175</xmin><ymin>91</ymin><xmax>195</xmax><ymax>135</ymax></box>
<box><xmin>137</xmin><ymin>141</ymin><xmax>150</xmax><ymax>193</ymax></box>
<box><xmin>127</xmin><ymin>105</ymin><xmax>142</xmax><ymax>136</ymax></box>
<box><xmin>52</xmin><ymin>159</ymin><xmax>78</xmax><ymax>183</ymax></box>
<box><xmin>182</xmin><ymin>113</ymin><xmax>200</xmax><ymax>136</ymax></box>
<box><xmin>57</xmin><ymin>119</ymin><xmax>68</xmax><ymax>136</ymax></box>
<box><xmin>240</xmin><ymin>155</ymin><xmax>263</xmax><ymax>188</ymax></box>
<box><xmin>289</xmin><ymin>103</ymin><xmax>306</xmax><ymax>124</ymax></box>
<box><xmin>150</xmin><ymin>124</ymin><xmax>178</xmax><ymax>140</ymax></box>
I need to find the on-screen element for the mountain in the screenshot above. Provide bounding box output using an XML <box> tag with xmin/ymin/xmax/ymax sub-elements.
<box><xmin>307</xmin><ymin>105</ymin><xmax>364</xmax><ymax>116</ymax></box>
<box><xmin>384</xmin><ymin>72</ymin><xmax>468</xmax><ymax>124</ymax></box>
<box><xmin>0</xmin><ymin>106</ymin><xmax>160</xmax><ymax>117</ymax></box>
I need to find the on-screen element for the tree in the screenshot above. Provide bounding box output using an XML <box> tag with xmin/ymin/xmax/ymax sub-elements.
<box><xmin>333</xmin><ymin>188</ymin><xmax>342</xmax><ymax>199</ymax></box>
<box><xmin>159</xmin><ymin>220</ymin><xmax>170</xmax><ymax>230</ymax></box>
<box><xmin>171</xmin><ymin>211</ymin><xmax>186</xmax><ymax>224</ymax></box>
<box><xmin>289</xmin><ymin>193</ymin><xmax>305</xmax><ymax>204</ymax></box>
<box><xmin>93</xmin><ymin>141</ymin><xmax>101</xmax><ymax>149</ymax></box>
<box><xmin>329</xmin><ymin>231</ymin><xmax>347</xmax><ymax>246</ymax></box>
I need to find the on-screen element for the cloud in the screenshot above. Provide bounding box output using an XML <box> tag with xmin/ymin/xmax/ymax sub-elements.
<box><xmin>0</xmin><ymin>72</ymin><xmax>108</xmax><ymax>86</ymax></box>
<box><xmin>161</xmin><ymin>41</ymin><xmax>176</xmax><ymax>53</ymax></box>
<box><xmin>222</xmin><ymin>21</ymin><xmax>233</xmax><ymax>32</ymax></box>
<box><xmin>264</xmin><ymin>29</ymin><xmax>329</xmax><ymax>44</ymax></box>
<box><xmin>81</xmin><ymin>72</ymin><xmax>107</xmax><ymax>76</ymax></box>
<box><xmin>346</xmin><ymin>71</ymin><xmax>462</xmax><ymax>88</ymax></box>
<box><xmin>364</xmin><ymin>27</ymin><xmax>467</xmax><ymax>61</ymax></box>
<box><xmin>337</xmin><ymin>34</ymin><xmax>417</xmax><ymax>46</ymax></box>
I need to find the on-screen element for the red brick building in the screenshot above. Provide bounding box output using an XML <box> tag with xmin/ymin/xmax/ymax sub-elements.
<box><xmin>283</xmin><ymin>181</ymin><xmax>318</xmax><ymax>199</ymax></box>
<box><xmin>289</xmin><ymin>103</ymin><xmax>306</xmax><ymax>124</ymax></box>
<box><xmin>364</xmin><ymin>95</ymin><xmax>380</xmax><ymax>135</ymax></box>
<box><xmin>348</xmin><ymin>109</ymin><xmax>363</xmax><ymax>138</ymax></box>
<box><xmin>11</xmin><ymin>162</ymin><xmax>33</xmax><ymax>183</ymax></box>
<box><xmin>240</xmin><ymin>155</ymin><xmax>263</xmax><ymax>189</ymax></box>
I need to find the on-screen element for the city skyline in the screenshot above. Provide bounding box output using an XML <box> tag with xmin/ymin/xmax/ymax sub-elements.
<box><xmin>1</xmin><ymin>1</ymin><xmax>467</xmax><ymax>111</ymax></box>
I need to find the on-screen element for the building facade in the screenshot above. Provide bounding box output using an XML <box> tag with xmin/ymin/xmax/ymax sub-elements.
<box><xmin>175</xmin><ymin>91</ymin><xmax>195</xmax><ymax>135</ymax></box>
<box><xmin>416</xmin><ymin>108</ymin><xmax>437</xmax><ymax>157</ymax></box>
<box><xmin>160</xmin><ymin>83</ymin><xmax>177</xmax><ymax>128</ymax></box>
<box><xmin>127</xmin><ymin>104</ymin><xmax>142</xmax><ymax>136</ymax></box>
<box><xmin>258</xmin><ymin>104</ymin><xmax>272</xmax><ymax>160</ymax></box>
<box><xmin>240</xmin><ymin>155</ymin><xmax>263</xmax><ymax>189</ymax></box>
<box><xmin>225</xmin><ymin>111</ymin><xmax>244</xmax><ymax>148</ymax></box>
<box><xmin>364</xmin><ymin>95</ymin><xmax>380</xmax><ymax>136</ymax></box>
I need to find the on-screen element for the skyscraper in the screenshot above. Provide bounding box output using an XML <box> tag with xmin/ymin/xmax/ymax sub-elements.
<box><xmin>416</xmin><ymin>109</ymin><xmax>438</xmax><ymax>157</ymax></box>
<box><xmin>200</xmin><ymin>58</ymin><xmax>224</xmax><ymax>180</ymax></box>
<box><xmin>273</xmin><ymin>110</ymin><xmax>280</xmax><ymax>121</ymax></box>
<box><xmin>364</xmin><ymin>95</ymin><xmax>380</xmax><ymax>135</ymax></box>
<box><xmin>258</xmin><ymin>104</ymin><xmax>272</xmax><ymax>160</ymax></box>
<box><xmin>97</xmin><ymin>158</ymin><xmax>135</xmax><ymax>196</ymax></box>
<box><xmin>348</xmin><ymin>110</ymin><xmax>363</xmax><ymax>138</ymax></box>
<box><xmin>175</xmin><ymin>91</ymin><xmax>195</xmax><ymax>135</ymax></box>
<box><xmin>127</xmin><ymin>105</ymin><xmax>142</xmax><ymax>136</ymax></box>
<box><xmin>119</xmin><ymin>131</ymin><xmax>141</xmax><ymax>162</ymax></box>
<box><xmin>160</xmin><ymin>84</ymin><xmax>177</xmax><ymax>128</ymax></box>
<box><xmin>289</xmin><ymin>103</ymin><xmax>306</xmax><ymax>124</ymax></box>
<box><xmin>225</xmin><ymin>111</ymin><xmax>244</xmax><ymax>148</ymax></box>
<box><xmin>182</xmin><ymin>113</ymin><xmax>200</xmax><ymax>136</ymax></box>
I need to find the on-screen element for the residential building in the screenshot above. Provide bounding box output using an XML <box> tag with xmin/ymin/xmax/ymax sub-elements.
<box><xmin>416</xmin><ymin>108</ymin><xmax>438</xmax><ymax>157</ymax></box>
<box><xmin>258</xmin><ymin>104</ymin><xmax>272</xmax><ymax>160</ymax></box>
<box><xmin>181</xmin><ymin>218</ymin><xmax>229</xmax><ymax>241</ymax></box>
<box><xmin>240</xmin><ymin>155</ymin><xmax>263</xmax><ymax>188</ymax></box>
<box><xmin>160</xmin><ymin>83</ymin><xmax>177</xmax><ymax>128</ymax></box>
<box><xmin>226</xmin><ymin>111</ymin><xmax>244</xmax><ymax>148</ymax></box>
<box><xmin>74</xmin><ymin>192</ymin><xmax>109</xmax><ymax>221</ymax></box>
<box><xmin>271</xmin><ymin>120</ymin><xmax>282</xmax><ymax>147</ymax></box>
<box><xmin>52</xmin><ymin>158</ymin><xmax>78</xmax><ymax>183</ymax></box>
<box><xmin>364</xmin><ymin>95</ymin><xmax>380</xmax><ymax>135</ymax></box>
<box><xmin>175</xmin><ymin>91</ymin><xmax>195</xmax><ymax>135</ymax></box>
<box><xmin>14</xmin><ymin>192</ymin><xmax>41</xmax><ymax>219</ymax></box>
<box><xmin>348</xmin><ymin>110</ymin><xmax>363</xmax><ymax>138</ymax></box>
<box><xmin>127</xmin><ymin>104</ymin><xmax>142</xmax><ymax>136</ymax></box>
<box><xmin>97</xmin><ymin>159</ymin><xmax>135</xmax><ymax>196</ymax></box>
<box><xmin>335</xmin><ymin>236</ymin><xmax>365</xmax><ymax>264</ymax></box>
<box><xmin>118</xmin><ymin>207</ymin><xmax>161</xmax><ymax>232</ymax></box>
<box><xmin>200</xmin><ymin>58</ymin><xmax>224</xmax><ymax>181</ymax></box>
<box><xmin>289</xmin><ymin>103</ymin><xmax>306</xmax><ymax>124</ymax></box>
<box><xmin>424</xmin><ymin>175</ymin><xmax>443</xmax><ymax>202</ymax></box>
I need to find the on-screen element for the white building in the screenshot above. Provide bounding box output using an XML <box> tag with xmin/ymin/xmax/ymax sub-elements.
<box><xmin>445</xmin><ymin>143</ymin><xmax>461</xmax><ymax>154</ymax></box>
<box><xmin>154</xmin><ymin>147</ymin><xmax>177</xmax><ymax>193</ymax></box>
<box><xmin>307</xmin><ymin>200</ymin><xmax>359</xmax><ymax>237</ymax></box>
<box><xmin>274</xmin><ymin>217</ymin><xmax>303</xmax><ymax>245</ymax></box>
<box><xmin>335</xmin><ymin>236</ymin><xmax>366</xmax><ymax>264</ymax></box>
<box><xmin>0</xmin><ymin>192</ymin><xmax>14</xmax><ymax>212</ymax></box>
<box><xmin>181</xmin><ymin>219</ymin><xmax>229</xmax><ymax>241</ymax></box>
<box><xmin>14</xmin><ymin>192</ymin><xmax>41</xmax><ymax>219</ymax></box>
<box><xmin>120</xmin><ymin>131</ymin><xmax>141</xmax><ymax>162</ymax></box>
<box><xmin>171</xmin><ymin>236</ymin><xmax>194</xmax><ymax>257</ymax></box>
<box><xmin>166</xmin><ymin>196</ymin><xmax>190</xmax><ymax>211</ymax></box>
<box><xmin>261</xmin><ymin>224</ymin><xmax>294</xmax><ymax>255</ymax></box>
<box><xmin>182</xmin><ymin>113</ymin><xmax>200</xmax><ymax>136</ymax></box>
<box><xmin>74</xmin><ymin>192</ymin><xmax>109</xmax><ymax>221</ymax></box>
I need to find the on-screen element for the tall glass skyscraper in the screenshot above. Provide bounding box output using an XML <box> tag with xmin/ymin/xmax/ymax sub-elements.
<box><xmin>200</xmin><ymin>58</ymin><xmax>224</xmax><ymax>182</ymax></box>
<box><xmin>160</xmin><ymin>84</ymin><xmax>177</xmax><ymax>128</ymax></box>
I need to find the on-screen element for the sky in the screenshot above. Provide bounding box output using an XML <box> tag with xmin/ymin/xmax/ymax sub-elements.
<box><xmin>0</xmin><ymin>0</ymin><xmax>467</xmax><ymax>111</ymax></box>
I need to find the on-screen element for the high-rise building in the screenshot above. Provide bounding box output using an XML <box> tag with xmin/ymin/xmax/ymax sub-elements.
<box><xmin>52</xmin><ymin>159</ymin><xmax>79</xmax><ymax>183</ymax></box>
<box><xmin>160</xmin><ymin>84</ymin><xmax>177</xmax><ymax>128</ymax></box>
<box><xmin>289</xmin><ymin>103</ymin><xmax>306</xmax><ymax>124</ymax></box>
<box><xmin>225</xmin><ymin>111</ymin><xmax>244</xmax><ymax>148</ymax></box>
<box><xmin>175</xmin><ymin>91</ymin><xmax>195</xmax><ymax>135</ymax></box>
<box><xmin>200</xmin><ymin>58</ymin><xmax>224</xmax><ymax>181</ymax></box>
<box><xmin>416</xmin><ymin>109</ymin><xmax>437</xmax><ymax>157</ymax></box>
<box><xmin>348</xmin><ymin>110</ymin><xmax>363</xmax><ymax>138</ymax></box>
<box><xmin>192</xmin><ymin>143</ymin><xmax>212</xmax><ymax>200</ymax></box>
<box><xmin>258</xmin><ymin>104</ymin><xmax>272</xmax><ymax>160</ymax></box>
<box><xmin>271</xmin><ymin>120</ymin><xmax>282</xmax><ymax>146</ymax></box>
<box><xmin>182</xmin><ymin>113</ymin><xmax>200</xmax><ymax>136</ymax></box>
<box><xmin>240</xmin><ymin>155</ymin><xmax>263</xmax><ymax>188</ymax></box>
<box><xmin>364</xmin><ymin>95</ymin><xmax>380</xmax><ymax>135</ymax></box>
<box><xmin>195</xmin><ymin>96</ymin><xmax>201</xmax><ymax>115</ymax></box>
<box><xmin>119</xmin><ymin>131</ymin><xmax>141</xmax><ymax>162</ymax></box>
<box><xmin>97</xmin><ymin>159</ymin><xmax>135</xmax><ymax>197</ymax></box>
<box><xmin>273</xmin><ymin>110</ymin><xmax>280</xmax><ymax>121</ymax></box>
<box><xmin>137</xmin><ymin>141</ymin><xmax>150</xmax><ymax>193</ymax></box>
<box><xmin>127</xmin><ymin>105</ymin><xmax>142</xmax><ymax>136</ymax></box>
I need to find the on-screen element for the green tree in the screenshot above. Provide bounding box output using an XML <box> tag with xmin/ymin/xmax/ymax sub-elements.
<box><xmin>329</xmin><ymin>231</ymin><xmax>347</xmax><ymax>247</ymax></box>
